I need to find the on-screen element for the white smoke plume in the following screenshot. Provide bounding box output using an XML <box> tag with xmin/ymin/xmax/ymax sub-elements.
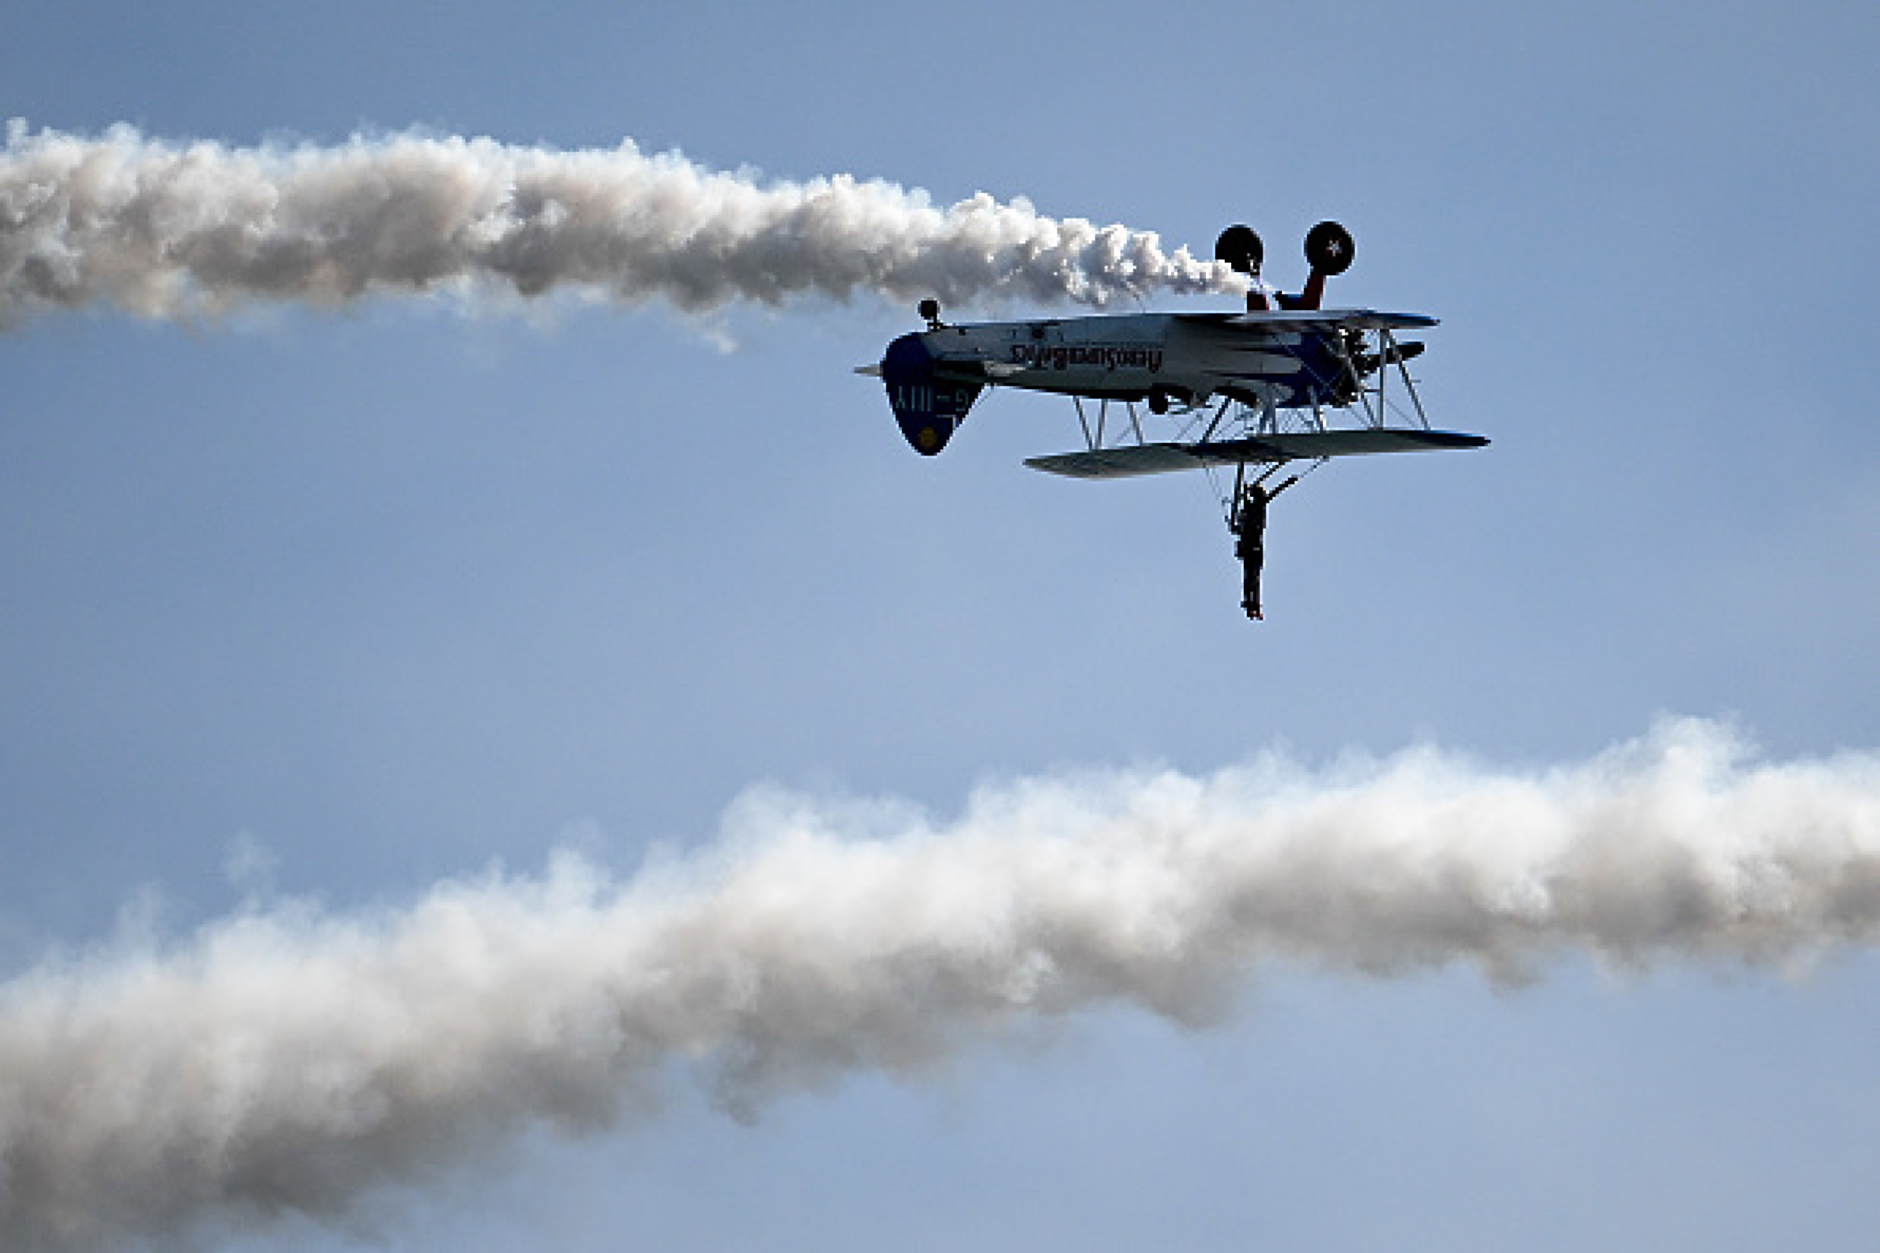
<box><xmin>2</xmin><ymin>718</ymin><xmax>1877</xmax><ymax>1250</ymax></box>
<box><xmin>0</xmin><ymin>121</ymin><xmax>1237</xmax><ymax>328</ymax></box>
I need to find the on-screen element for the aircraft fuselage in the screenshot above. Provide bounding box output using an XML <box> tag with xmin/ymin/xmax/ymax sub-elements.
<box><xmin>882</xmin><ymin>312</ymin><xmax>1355</xmax><ymax>455</ymax></box>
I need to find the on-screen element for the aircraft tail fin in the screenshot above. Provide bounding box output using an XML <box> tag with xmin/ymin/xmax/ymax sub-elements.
<box><xmin>880</xmin><ymin>333</ymin><xmax>984</xmax><ymax>456</ymax></box>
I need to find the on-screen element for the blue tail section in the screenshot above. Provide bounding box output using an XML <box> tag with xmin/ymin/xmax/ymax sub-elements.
<box><xmin>881</xmin><ymin>333</ymin><xmax>983</xmax><ymax>456</ymax></box>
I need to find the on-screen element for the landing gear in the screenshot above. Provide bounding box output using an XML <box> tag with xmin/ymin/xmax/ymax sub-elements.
<box><xmin>1303</xmin><ymin>221</ymin><xmax>1355</xmax><ymax>276</ymax></box>
<box><xmin>1213</xmin><ymin>224</ymin><xmax>1264</xmax><ymax>275</ymax></box>
<box><xmin>1215</xmin><ymin>224</ymin><xmax>1268</xmax><ymax>312</ymax></box>
<box><xmin>1219</xmin><ymin>221</ymin><xmax>1356</xmax><ymax>312</ymax></box>
<box><xmin>1298</xmin><ymin>221</ymin><xmax>1354</xmax><ymax>310</ymax></box>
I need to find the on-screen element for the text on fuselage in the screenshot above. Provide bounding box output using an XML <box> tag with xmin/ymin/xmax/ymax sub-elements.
<box><xmin>1009</xmin><ymin>342</ymin><xmax>1164</xmax><ymax>373</ymax></box>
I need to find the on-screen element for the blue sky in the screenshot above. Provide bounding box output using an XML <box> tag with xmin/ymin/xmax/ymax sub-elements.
<box><xmin>3</xmin><ymin>3</ymin><xmax>1877</xmax><ymax>1250</ymax></box>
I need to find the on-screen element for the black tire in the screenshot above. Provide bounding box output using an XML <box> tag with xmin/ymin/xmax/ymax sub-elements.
<box><xmin>1214</xmin><ymin>224</ymin><xmax>1264</xmax><ymax>275</ymax></box>
<box><xmin>1304</xmin><ymin>221</ymin><xmax>1354</xmax><ymax>275</ymax></box>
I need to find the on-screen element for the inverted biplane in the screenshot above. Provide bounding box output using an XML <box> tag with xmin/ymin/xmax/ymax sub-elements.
<box><xmin>858</xmin><ymin>221</ymin><xmax>1486</xmax><ymax>506</ymax></box>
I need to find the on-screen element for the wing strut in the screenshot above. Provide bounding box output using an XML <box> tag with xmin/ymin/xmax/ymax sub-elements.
<box><xmin>1226</xmin><ymin>458</ymin><xmax>1248</xmax><ymax>526</ymax></box>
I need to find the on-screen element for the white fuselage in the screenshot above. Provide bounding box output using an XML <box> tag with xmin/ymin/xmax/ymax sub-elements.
<box><xmin>922</xmin><ymin>312</ymin><xmax>1332</xmax><ymax>408</ymax></box>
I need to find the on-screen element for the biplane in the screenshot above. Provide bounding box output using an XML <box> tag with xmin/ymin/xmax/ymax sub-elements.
<box><xmin>858</xmin><ymin>221</ymin><xmax>1486</xmax><ymax>497</ymax></box>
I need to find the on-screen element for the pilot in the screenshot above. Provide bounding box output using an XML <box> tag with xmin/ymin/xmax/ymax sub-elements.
<box><xmin>1230</xmin><ymin>477</ymin><xmax>1294</xmax><ymax>620</ymax></box>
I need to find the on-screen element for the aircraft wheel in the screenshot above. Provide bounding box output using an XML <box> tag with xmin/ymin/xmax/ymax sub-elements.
<box><xmin>1304</xmin><ymin>221</ymin><xmax>1354</xmax><ymax>275</ymax></box>
<box><xmin>1214</xmin><ymin>224</ymin><xmax>1263</xmax><ymax>275</ymax></box>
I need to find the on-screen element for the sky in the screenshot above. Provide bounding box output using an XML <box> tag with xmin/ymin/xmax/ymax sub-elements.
<box><xmin>2</xmin><ymin>2</ymin><xmax>1877</xmax><ymax>1251</ymax></box>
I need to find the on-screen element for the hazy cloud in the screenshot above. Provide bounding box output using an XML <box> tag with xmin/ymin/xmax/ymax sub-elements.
<box><xmin>1</xmin><ymin>718</ymin><xmax>1875</xmax><ymax>1249</ymax></box>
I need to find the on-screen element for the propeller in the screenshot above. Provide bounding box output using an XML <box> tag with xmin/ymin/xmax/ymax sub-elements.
<box><xmin>1350</xmin><ymin>336</ymin><xmax>1425</xmax><ymax>376</ymax></box>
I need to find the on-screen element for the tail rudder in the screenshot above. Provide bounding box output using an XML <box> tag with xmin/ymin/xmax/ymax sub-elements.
<box><xmin>880</xmin><ymin>332</ymin><xmax>983</xmax><ymax>456</ymax></box>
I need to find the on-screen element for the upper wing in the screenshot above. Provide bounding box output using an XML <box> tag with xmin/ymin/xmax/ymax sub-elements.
<box><xmin>1024</xmin><ymin>428</ymin><xmax>1488</xmax><ymax>480</ymax></box>
<box><xmin>1171</xmin><ymin>308</ymin><xmax>1438</xmax><ymax>331</ymax></box>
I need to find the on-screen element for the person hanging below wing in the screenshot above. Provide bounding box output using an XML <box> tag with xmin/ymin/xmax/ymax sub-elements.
<box><xmin>1230</xmin><ymin>475</ymin><xmax>1296</xmax><ymax>620</ymax></box>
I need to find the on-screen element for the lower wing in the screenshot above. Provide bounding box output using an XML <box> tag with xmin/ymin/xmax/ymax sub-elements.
<box><xmin>1023</xmin><ymin>429</ymin><xmax>1488</xmax><ymax>480</ymax></box>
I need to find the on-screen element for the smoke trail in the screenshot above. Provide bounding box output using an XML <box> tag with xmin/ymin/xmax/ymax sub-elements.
<box><xmin>0</xmin><ymin>121</ymin><xmax>1236</xmax><ymax>328</ymax></box>
<box><xmin>2</xmin><ymin>718</ymin><xmax>1876</xmax><ymax>1250</ymax></box>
